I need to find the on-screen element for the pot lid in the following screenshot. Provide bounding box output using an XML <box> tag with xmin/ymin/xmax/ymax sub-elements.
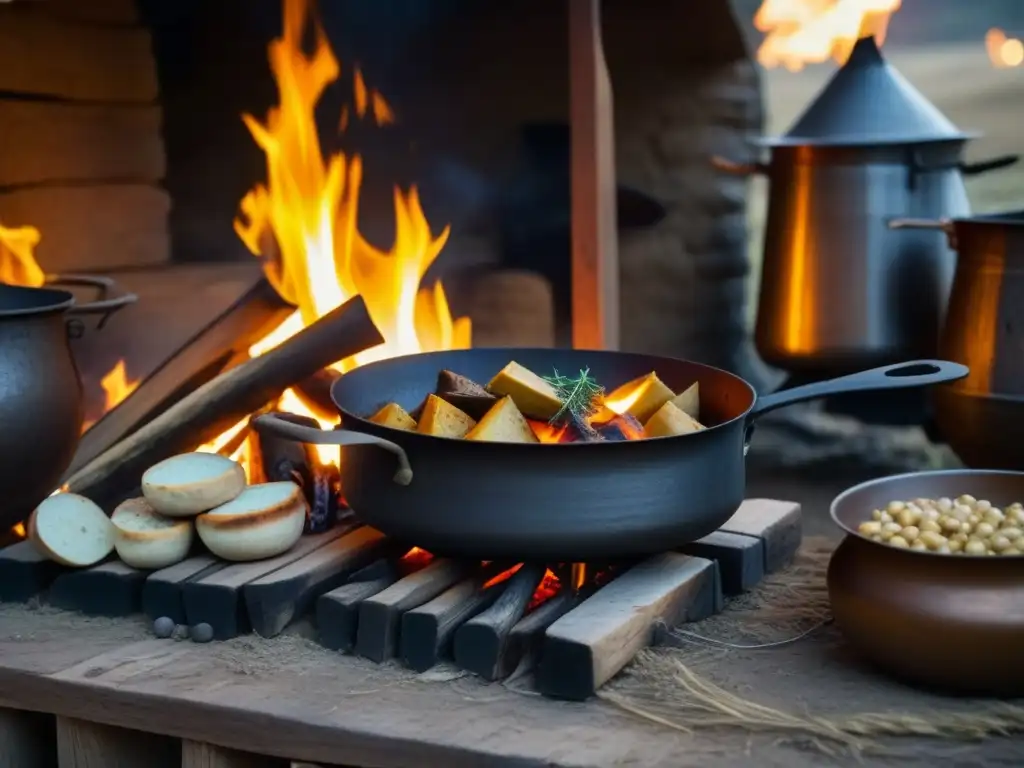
<box><xmin>759</xmin><ymin>36</ymin><xmax>973</xmax><ymax>147</ymax></box>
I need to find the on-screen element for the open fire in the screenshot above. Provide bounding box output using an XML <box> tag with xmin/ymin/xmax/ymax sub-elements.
<box><xmin>199</xmin><ymin>0</ymin><xmax>470</xmax><ymax>471</ymax></box>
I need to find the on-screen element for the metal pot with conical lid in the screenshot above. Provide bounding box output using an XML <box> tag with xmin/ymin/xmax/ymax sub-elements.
<box><xmin>715</xmin><ymin>36</ymin><xmax>1018</xmax><ymax>374</ymax></box>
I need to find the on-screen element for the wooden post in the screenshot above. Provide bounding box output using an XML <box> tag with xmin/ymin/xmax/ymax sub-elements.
<box><xmin>569</xmin><ymin>0</ymin><xmax>620</xmax><ymax>350</ymax></box>
<box><xmin>0</xmin><ymin>707</ymin><xmax>55</xmax><ymax>768</ymax></box>
<box><xmin>56</xmin><ymin>717</ymin><xmax>179</xmax><ymax>767</ymax></box>
<box><xmin>182</xmin><ymin>740</ymin><xmax>281</xmax><ymax>768</ymax></box>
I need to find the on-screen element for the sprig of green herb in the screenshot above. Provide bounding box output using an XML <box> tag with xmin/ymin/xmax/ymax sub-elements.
<box><xmin>544</xmin><ymin>367</ymin><xmax>604</xmax><ymax>438</ymax></box>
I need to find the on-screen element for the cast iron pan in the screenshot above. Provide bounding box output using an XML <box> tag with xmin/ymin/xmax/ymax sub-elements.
<box><xmin>254</xmin><ymin>350</ymin><xmax>968</xmax><ymax>561</ymax></box>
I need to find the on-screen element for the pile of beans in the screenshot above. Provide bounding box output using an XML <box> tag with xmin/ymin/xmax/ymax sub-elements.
<box><xmin>857</xmin><ymin>496</ymin><xmax>1024</xmax><ymax>555</ymax></box>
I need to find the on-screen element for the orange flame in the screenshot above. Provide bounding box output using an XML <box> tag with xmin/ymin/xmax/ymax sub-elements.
<box><xmin>754</xmin><ymin>0</ymin><xmax>902</xmax><ymax>71</ymax></box>
<box><xmin>201</xmin><ymin>0</ymin><xmax>470</xmax><ymax>479</ymax></box>
<box><xmin>986</xmin><ymin>28</ymin><xmax>1024</xmax><ymax>69</ymax></box>
<box><xmin>81</xmin><ymin>361</ymin><xmax>140</xmax><ymax>433</ymax></box>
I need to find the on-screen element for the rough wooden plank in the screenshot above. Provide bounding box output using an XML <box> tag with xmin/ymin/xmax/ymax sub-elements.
<box><xmin>0</xmin><ymin>707</ymin><xmax>55</xmax><ymax>768</ymax></box>
<box><xmin>243</xmin><ymin>527</ymin><xmax>395</xmax><ymax>638</ymax></box>
<box><xmin>316</xmin><ymin>560</ymin><xmax>402</xmax><ymax>653</ymax></box>
<box><xmin>356</xmin><ymin>559</ymin><xmax>470</xmax><ymax>663</ymax></box>
<box><xmin>453</xmin><ymin>563</ymin><xmax>546</xmax><ymax>681</ymax></box>
<box><xmin>56</xmin><ymin>716</ymin><xmax>179</xmax><ymax>767</ymax></box>
<box><xmin>142</xmin><ymin>556</ymin><xmax>226</xmax><ymax>625</ymax></box>
<box><xmin>0</xmin><ymin>540</ymin><xmax>65</xmax><ymax>603</ymax></box>
<box><xmin>538</xmin><ymin>554</ymin><xmax>718</xmax><ymax>700</ymax></box>
<box><xmin>183</xmin><ymin>529</ymin><xmax>349</xmax><ymax>641</ymax></box>
<box><xmin>0</xmin><ymin>10</ymin><xmax>157</xmax><ymax>102</ymax></box>
<box><xmin>678</xmin><ymin>530</ymin><xmax>764</xmax><ymax>596</ymax></box>
<box><xmin>720</xmin><ymin>499</ymin><xmax>802</xmax><ymax>573</ymax></box>
<box><xmin>0</xmin><ymin>185</ymin><xmax>169</xmax><ymax>273</ymax></box>
<box><xmin>49</xmin><ymin>560</ymin><xmax>146</xmax><ymax>617</ymax></box>
<box><xmin>0</xmin><ymin>101</ymin><xmax>164</xmax><ymax>188</ymax></box>
<box><xmin>569</xmin><ymin>0</ymin><xmax>619</xmax><ymax>349</ymax></box>
<box><xmin>401</xmin><ymin>574</ymin><xmax>506</xmax><ymax>673</ymax></box>
<box><xmin>182</xmin><ymin>740</ymin><xmax>281</xmax><ymax>768</ymax></box>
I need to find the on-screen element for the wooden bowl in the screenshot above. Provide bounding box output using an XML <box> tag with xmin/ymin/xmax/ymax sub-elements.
<box><xmin>828</xmin><ymin>469</ymin><xmax>1024</xmax><ymax>697</ymax></box>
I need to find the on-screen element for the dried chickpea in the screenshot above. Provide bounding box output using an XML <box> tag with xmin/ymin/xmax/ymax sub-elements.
<box><xmin>856</xmin><ymin>494</ymin><xmax>1024</xmax><ymax>556</ymax></box>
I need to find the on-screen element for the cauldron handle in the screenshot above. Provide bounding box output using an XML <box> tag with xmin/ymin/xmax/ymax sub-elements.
<box><xmin>748</xmin><ymin>360</ymin><xmax>970</xmax><ymax>421</ymax></box>
<box><xmin>251</xmin><ymin>414</ymin><xmax>413</xmax><ymax>486</ymax></box>
<box><xmin>45</xmin><ymin>274</ymin><xmax>138</xmax><ymax>329</ymax></box>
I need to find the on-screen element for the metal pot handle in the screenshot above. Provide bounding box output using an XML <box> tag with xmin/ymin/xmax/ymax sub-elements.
<box><xmin>960</xmin><ymin>154</ymin><xmax>1019</xmax><ymax>176</ymax></box>
<box><xmin>748</xmin><ymin>360</ymin><xmax>969</xmax><ymax>421</ymax></box>
<box><xmin>251</xmin><ymin>414</ymin><xmax>413</xmax><ymax>486</ymax></box>
<box><xmin>710</xmin><ymin>156</ymin><xmax>770</xmax><ymax>176</ymax></box>
<box><xmin>44</xmin><ymin>274</ymin><xmax>139</xmax><ymax>330</ymax></box>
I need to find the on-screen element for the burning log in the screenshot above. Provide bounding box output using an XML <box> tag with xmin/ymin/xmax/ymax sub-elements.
<box><xmin>317</xmin><ymin>558</ymin><xmax>404</xmax><ymax>652</ymax></box>
<box><xmin>537</xmin><ymin>553</ymin><xmax>720</xmax><ymax>701</ymax></box>
<box><xmin>355</xmin><ymin>559</ymin><xmax>471</xmax><ymax>663</ymax></box>
<box><xmin>294</xmin><ymin>368</ymin><xmax>341</xmax><ymax>422</ymax></box>
<box><xmin>67</xmin><ymin>277</ymin><xmax>291</xmax><ymax>477</ymax></box>
<box><xmin>252</xmin><ymin>411</ymin><xmax>342</xmax><ymax>534</ymax></box>
<box><xmin>63</xmin><ymin>295</ymin><xmax>382</xmax><ymax>509</ymax></box>
<box><xmin>400</xmin><ymin>563</ymin><xmax>514</xmax><ymax>673</ymax></box>
<box><xmin>452</xmin><ymin>562</ymin><xmax>546</xmax><ymax>681</ymax></box>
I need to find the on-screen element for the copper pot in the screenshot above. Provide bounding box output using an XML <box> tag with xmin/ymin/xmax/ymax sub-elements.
<box><xmin>828</xmin><ymin>469</ymin><xmax>1024</xmax><ymax>697</ymax></box>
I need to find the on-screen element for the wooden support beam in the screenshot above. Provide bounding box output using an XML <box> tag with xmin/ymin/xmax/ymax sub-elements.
<box><xmin>720</xmin><ymin>499</ymin><xmax>802</xmax><ymax>573</ymax></box>
<box><xmin>569</xmin><ymin>0</ymin><xmax>619</xmax><ymax>349</ymax></box>
<box><xmin>243</xmin><ymin>526</ymin><xmax>394</xmax><ymax>638</ymax></box>
<box><xmin>182</xmin><ymin>740</ymin><xmax>281</xmax><ymax>768</ymax></box>
<box><xmin>316</xmin><ymin>559</ymin><xmax>403</xmax><ymax>653</ymax></box>
<box><xmin>679</xmin><ymin>530</ymin><xmax>764</xmax><ymax>596</ymax></box>
<box><xmin>0</xmin><ymin>707</ymin><xmax>55</xmax><ymax>768</ymax></box>
<box><xmin>142</xmin><ymin>555</ymin><xmax>226</xmax><ymax>625</ymax></box>
<box><xmin>453</xmin><ymin>563</ymin><xmax>546</xmax><ymax>681</ymax></box>
<box><xmin>400</xmin><ymin>570</ymin><xmax>508</xmax><ymax>673</ymax></box>
<box><xmin>56</xmin><ymin>717</ymin><xmax>179</xmax><ymax>768</ymax></box>
<box><xmin>49</xmin><ymin>560</ymin><xmax>147</xmax><ymax>617</ymax></box>
<box><xmin>0</xmin><ymin>540</ymin><xmax>65</xmax><ymax>603</ymax></box>
<box><xmin>356</xmin><ymin>559</ymin><xmax>471</xmax><ymax>663</ymax></box>
<box><xmin>183</xmin><ymin>528</ymin><xmax>351</xmax><ymax>640</ymax></box>
<box><xmin>538</xmin><ymin>554</ymin><xmax>719</xmax><ymax>700</ymax></box>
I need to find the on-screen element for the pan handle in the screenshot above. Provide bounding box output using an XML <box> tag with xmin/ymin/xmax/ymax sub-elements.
<box><xmin>748</xmin><ymin>360</ymin><xmax>970</xmax><ymax>421</ymax></box>
<box><xmin>251</xmin><ymin>414</ymin><xmax>413</xmax><ymax>486</ymax></box>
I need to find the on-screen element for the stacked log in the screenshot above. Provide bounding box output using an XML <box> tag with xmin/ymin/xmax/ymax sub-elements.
<box><xmin>0</xmin><ymin>0</ymin><xmax>169</xmax><ymax>273</ymax></box>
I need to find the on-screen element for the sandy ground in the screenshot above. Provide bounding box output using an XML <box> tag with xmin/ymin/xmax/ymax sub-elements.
<box><xmin>745</xmin><ymin>43</ymin><xmax>1024</xmax><ymax>323</ymax></box>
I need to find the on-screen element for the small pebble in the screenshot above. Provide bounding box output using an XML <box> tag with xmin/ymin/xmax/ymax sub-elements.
<box><xmin>153</xmin><ymin>616</ymin><xmax>175</xmax><ymax>639</ymax></box>
<box><xmin>190</xmin><ymin>622</ymin><xmax>214</xmax><ymax>643</ymax></box>
<box><xmin>172</xmin><ymin>624</ymin><xmax>190</xmax><ymax>641</ymax></box>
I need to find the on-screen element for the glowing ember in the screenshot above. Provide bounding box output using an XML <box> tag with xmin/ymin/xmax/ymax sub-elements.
<box><xmin>0</xmin><ymin>222</ymin><xmax>137</xmax><ymax>434</ymax></box>
<box><xmin>986</xmin><ymin>28</ymin><xmax>1024</xmax><ymax>69</ymax></box>
<box><xmin>529</xmin><ymin>569</ymin><xmax>562</xmax><ymax>609</ymax></box>
<box><xmin>754</xmin><ymin>0</ymin><xmax>902</xmax><ymax>71</ymax></box>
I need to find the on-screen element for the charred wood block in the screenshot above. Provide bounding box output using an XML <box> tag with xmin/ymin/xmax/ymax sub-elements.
<box><xmin>0</xmin><ymin>541</ymin><xmax>65</xmax><ymax>602</ymax></box>
<box><xmin>356</xmin><ymin>559</ymin><xmax>471</xmax><ymax>663</ymax></box>
<box><xmin>401</xmin><ymin>574</ymin><xmax>508</xmax><ymax>673</ymax></box>
<box><xmin>49</xmin><ymin>560</ymin><xmax>147</xmax><ymax>617</ymax></box>
<box><xmin>678</xmin><ymin>530</ymin><xmax>763</xmax><ymax>596</ymax></box>
<box><xmin>142</xmin><ymin>555</ymin><xmax>227</xmax><ymax>625</ymax></box>
<box><xmin>453</xmin><ymin>563</ymin><xmax>546</xmax><ymax>681</ymax></box>
<box><xmin>502</xmin><ymin>591</ymin><xmax>579</xmax><ymax>681</ymax></box>
<box><xmin>538</xmin><ymin>553</ymin><xmax>718</xmax><ymax>701</ymax></box>
<box><xmin>183</xmin><ymin>528</ymin><xmax>349</xmax><ymax>640</ymax></box>
<box><xmin>720</xmin><ymin>499</ymin><xmax>802</xmax><ymax>573</ymax></box>
<box><xmin>243</xmin><ymin>527</ymin><xmax>396</xmax><ymax>638</ymax></box>
<box><xmin>317</xmin><ymin>559</ymin><xmax>402</xmax><ymax>652</ymax></box>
